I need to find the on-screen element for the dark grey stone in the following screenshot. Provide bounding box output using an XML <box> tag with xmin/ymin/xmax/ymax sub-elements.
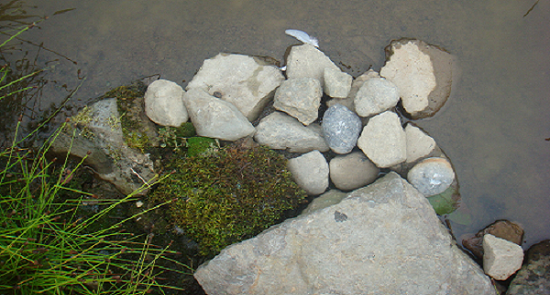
<box><xmin>321</xmin><ymin>104</ymin><xmax>362</xmax><ymax>154</ymax></box>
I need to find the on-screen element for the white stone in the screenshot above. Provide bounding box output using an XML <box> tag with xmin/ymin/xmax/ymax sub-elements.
<box><xmin>329</xmin><ymin>151</ymin><xmax>379</xmax><ymax>191</ymax></box>
<box><xmin>407</xmin><ymin>157</ymin><xmax>455</xmax><ymax>196</ymax></box>
<box><xmin>357</xmin><ymin>111</ymin><xmax>406</xmax><ymax>168</ymax></box>
<box><xmin>254</xmin><ymin>112</ymin><xmax>329</xmax><ymax>153</ymax></box>
<box><xmin>483</xmin><ymin>234</ymin><xmax>524</xmax><ymax>281</ymax></box>
<box><xmin>144</xmin><ymin>79</ymin><xmax>188</xmax><ymax>127</ymax></box>
<box><xmin>182</xmin><ymin>88</ymin><xmax>255</xmax><ymax>141</ymax></box>
<box><xmin>327</xmin><ymin>69</ymin><xmax>380</xmax><ymax>112</ymax></box>
<box><xmin>323</xmin><ymin>67</ymin><xmax>352</xmax><ymax>98</ymax></box>
<box><xmin>285</xmin><ymin>44</ymin><xmax>340</xmax><ymax>88</ymax></box>
<box><xmin>380</xmin><ymin>40</ymin><xmax>437</xmax><ymax>115</ymax></box>
<box><xmin>405</xmin><ymin>124</ymin><xmax>437</xmax><ymax>163</ymax></box>
<box><xmin>273</xmin><ymin>77</ymin><xmax>322</xmax><ymax>125</ymax></box>
<box><xmin>354</xmin><ymin>77</ymin><xmax>400</xmax><ymax>117</ymax></box>
<box><xmin>287</xmin><ymin>150</ymin><xmax>329</xmax><ymax>195</ymax></box>
<box><xmin>186</xmin><ymin>53</ymin><xmax>284</xmax><ymax>121</ymax></box>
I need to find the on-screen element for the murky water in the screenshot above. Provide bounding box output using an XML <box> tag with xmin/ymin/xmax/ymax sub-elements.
<box><xmin>4</xmin><ymin>0</ymin><xmax>549</xmax><ymax>248</ymax></box>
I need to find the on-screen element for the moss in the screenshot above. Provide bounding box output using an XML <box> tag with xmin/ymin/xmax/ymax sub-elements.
<box><xmin>187</xmin><ymin>137</ymin><xmax>217</xmax><ymax>157</ymax></box>
<box><xmin>151</xmin><ymin>145</ymin><xmax>307</xmax><ymax>256</ymax></box>
<box><xmin>106</xmin><ymin>82</ymin><xmax>158</xmax><ymax>152</ymax></box>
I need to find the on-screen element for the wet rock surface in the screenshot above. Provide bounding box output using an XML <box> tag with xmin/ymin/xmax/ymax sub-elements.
<box><xmin>507</xmin><ymin>240</ymin><xmax>550</xmax><ymax>295</ymax></box>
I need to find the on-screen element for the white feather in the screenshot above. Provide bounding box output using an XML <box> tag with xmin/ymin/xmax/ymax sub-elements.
<box><xmin>285</xmin><ymin>29</ymin><xmax>319</xmax><ymax>48</ymax></box>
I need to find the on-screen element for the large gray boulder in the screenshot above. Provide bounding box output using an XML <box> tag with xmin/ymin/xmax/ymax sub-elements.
<box><xmin>254</xmin><ymin>111</ymin><xmax>329</xmax><ymax>153</ymax></box>
<box><xmin>183</xmin><ymin>88</ymin><xmax>255</xmax><ymax>141</ymax></box>
<box><xmin>380</xmin><ymin>39</ymin><xmax>454</xmax><ymax>119</ymax></box>
<box><xmin>194</xmin><ymin>172</ymin><xmax>496</xmax><ymax>295</ymax></box>
<box><xmin>144</xmin><ymin>79</ymin><xmax>188</xmax><ymax>127</ymax></box>
<box><xmin>273</xmin><ymin>77</ymin><xmax>322</xmax><ymax>125</ymax></box>
<box><xmin>186</xmin><ymin>53</ymin><xmax>284</xmax><ymax>121</ymax></box>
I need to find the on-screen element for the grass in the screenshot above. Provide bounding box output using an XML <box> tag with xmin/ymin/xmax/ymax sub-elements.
<box><xmin>0</xmin><ymin>118</ymin><xmax>193</xmax><ymax>294</ymax></box>
<box><xmin>1</xmin><ymin>23</ymin><xmax>194</xmax><ymax>295</ymax></box>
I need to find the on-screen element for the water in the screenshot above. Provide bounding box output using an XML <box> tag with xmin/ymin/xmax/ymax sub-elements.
<box><xmin>4</xmin><ymin>0</ymin><xmax>549</xmax><ymax>248</ymax></box>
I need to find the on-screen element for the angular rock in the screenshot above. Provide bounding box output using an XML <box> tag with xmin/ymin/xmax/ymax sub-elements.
<box><xmin>507</xmin><ymin>240</ymin><xmax>550</xmax><ymax>295</ymax></box>
<box><xmin>183</xmin><ymin>88</ymin><xmax>255</xmax><ymax>141</ymax></box>
<box><xmin>323</xmin><ymin>67</ymin><xmax>352</xmax><ymax>98</ymax></box>
<box><xmin>405</xmin><ymin>123</ymin><xmax>437</xmax><ymax>163</ymax></box>
<box><xmin>51</xmin><ymin>99</ymin><xmax>156</xmax><ymax>195</ymax></box>
<box><xmin>407</xmin><ymin>157</ymin><xmax>455</xmax><ymax>196</ymax></box>
<box><xmin>462</xmin><ymin>220</ymin><xmax>525</xmax><ymax>259</ymax></box>
<box><xmin>144</xmin><ymin>79</ymin><xmax>188</xmax><ymax>127</ymax></box>
<box><xmin>357</xmin><ymin>111</ymin><xmax>406</xmax><ymax>168</ymax></box>
<box><xmin>483</xmin><ymin>234</ymin><xmax>524</xmax><ymax>281</ymax></box>
<box><xmin>329</xmin><ymin>151</ymin><xmax>379</xmax><ymax>191</ymax></box>
<box><xmin>322</xmin><ymin>104</ymin><xmax>362</xmax><ymax>154</ymax></box>
<box><xmin>254</xmin><ymin>112</ymin><xmax>329</xmax><ymax>153</ymax></box>
<box><xmin>273</xmin><ymin>77</ymin><xmax>322</xmax><ymax>125</ymax></box>
<box><xmin>287</xmin><ymin>150</ymin><xmax>329</xmax><ymax>195</ymax></box>
<box><xmin>194</xmin><ymin>172</ymin><xmax>496</xmax><ymax>295</ymax></box>
<box><xmin>186</xmin><ymin>53</ymin><xmax>284</xmax><ymax>121</ymax></box>
<box><xmin>380</xmin><ymin>39</ymin><xmax>454</xmax><ymax>119</ymax></box>
<box><xmin>354</xmin><ymin>77</ymin><xmax>400</xmax><ymax>117</ymax></box>
<box><xmin>285</xmin><ymin>44</ymin><xmax>340</xmax><ymax>88</ymax></box>
<box><xmin>327</xmin><ymin>69</ymin><xmax>380</xmax><ymax>112</ymax></box>
<box><xmin>300</xmin><ymin>190</ymin><xmax>347</xmax><ymax>216</ymax></box>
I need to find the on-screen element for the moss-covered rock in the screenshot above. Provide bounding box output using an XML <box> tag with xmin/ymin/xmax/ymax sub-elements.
<box><xmin>151</xmin><ymin>145</ymin><xmax>307</xmax><ymax>256</ymax></box>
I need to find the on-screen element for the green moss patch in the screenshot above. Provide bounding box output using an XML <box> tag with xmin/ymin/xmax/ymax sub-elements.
<box><xmin>151</xmin><ymin>145</ymin><xmax>307</xmax><ymax>256</ymax></box>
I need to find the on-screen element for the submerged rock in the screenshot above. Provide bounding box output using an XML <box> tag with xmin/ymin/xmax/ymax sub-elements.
<box><xmin>194</xmin><ymin>172</ymin><xmax>496</xmax><ymax>295</ymax></box>
<box><xmin>507</xmin><ymin>240</ymin><xmax>550</xmax><ymax>295</ymax></box>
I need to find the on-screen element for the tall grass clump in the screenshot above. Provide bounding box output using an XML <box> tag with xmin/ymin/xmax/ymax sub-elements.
<box><xmin>1</xmin><ymin>23</ymin><xmax>192</xmax><ymax>294</ymax></box>
<box><xmin>0</xmin><ymin>117</ymin><xmax>192</xmax><ymax>294</ymax></box>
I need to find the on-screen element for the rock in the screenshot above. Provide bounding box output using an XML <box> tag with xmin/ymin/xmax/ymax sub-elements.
<box><xmin>182</xmin><ymin>88</ymin><xmax>255</xmax><ymax>141</ymax></box>
<box><xmin>357</xmin><ymin>111</ymin><xmax>406</xmax><ymax>168</ymax></box>
<box><xmin>254</xmin><ymin>112</ymin><xmax>329</xmax><ymax>153</ymax></box>
<box><xmin>273</xmin><ymin>77</ymin><xmax>322</xmax><ymax>125</ymax></box>
<box><xmin>507</xmin><ymin>240</ymin><xmax>550</xmax><ymax>295</ymax></box>
<box><xmin>287</xmin><ymin>150</ymin><xmax>329</xmax><ymax>195</ymax></box>
<box><xmin>329</xmin><ymin>151</ymin><xmax>379</xmax><ymax>191</ymax></box>
<box><xmin>144</xmin><ymin>79</ymin><xmax>188</xmax><ymax>127</ymax></box>
<box><xmin>285</xmin><ymin>44</ymin><xmax>341</xmax><ymax>89</ymax></box>
<box><xmin>321</xmin><ymin>104</ymin><xmax>362</xmax><ymax>154</ymax></box>
<box><xmin>483</xmin><ymin>234</ymin><xmax>524</xmax><ymax>281</ymax></box>
<box><xmin>407</xmin><ymin>157</ymin><xmax>455</xmax><ymax>196</ymax></box>
<box><xmin>300</xmin><ymin>189</ymin><xmax>347</xmax><ymax>216</ymax></box>
<box><xmin>194</xmin><ymin>172</ymin><xmax>496</xmax><ymax>295</ymax></box>
<box><xmin>186</xmin><ymin>53</ymin><xmax>284</xmax><ymax>121</ymax></box>
<box><xmin>462</xmin><ymin>220</ymin><xmax>524</xmax><ymax>259</ymax></box>
<box><xmin>51</xmin><ymin>98</ymin><xmax>156</xmax><ymax>195</ymax></box>
<box><xmin>323</xmin><ymin>67</ymin><xmax>352</xmax><ymax>98</ymax></box>
<box><xmin>327</xmin><ymin>69</ymin><xmax>380</xmax><ymax>112</ymax></box>
<box><xmin>380</xmin><ymin>39</ymin><xmax>454</xmax><ymax>119</ymax></box>
<box><xmin>354</xmin><ymin>77</ymin><xmax>400</xmax><ymax>117</ymax></box>
<box><xmin>405</xmin><ymin>123</ymin><xmax>437</xmax><ymax>163</ymax></box>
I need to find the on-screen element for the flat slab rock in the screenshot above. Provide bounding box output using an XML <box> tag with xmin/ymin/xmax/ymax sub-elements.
<box><xmin>194</xmin><ymin>172</ymin><xmax>496</xmax><ymax>295</ymax></box>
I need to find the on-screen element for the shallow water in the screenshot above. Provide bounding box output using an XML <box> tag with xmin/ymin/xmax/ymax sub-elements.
<box><xmin>5</xmin><ymin>0</ymin><xmax>550</xmax><ymax>248</ymax></box>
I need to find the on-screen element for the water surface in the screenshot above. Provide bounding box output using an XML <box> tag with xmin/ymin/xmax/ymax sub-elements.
<box><xmin>8</xmin><ymin>0</ymin><xmax>550</xmax><ymax>247</ymax></box>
